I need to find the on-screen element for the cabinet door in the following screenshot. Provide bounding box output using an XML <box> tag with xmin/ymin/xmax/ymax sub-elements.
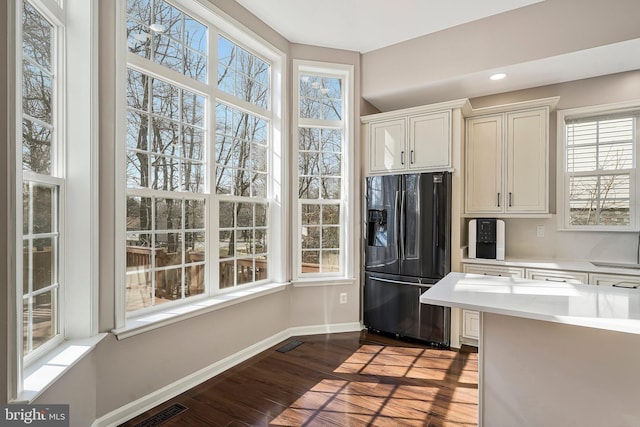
<box><xmin>466</xmin><ymin>115</ymin><xmax>504</xmax><ymax>213</ymax></box>
<box><xmin>463</xmin><ymin>263</ymin><xmax>524</xmax><ymax>278</ymax></box>
<box><xmin>588</xmin><ymin>274</ymin><xmax>640</xmax><ymax>318</ymax></box>
<box><xmin>369</xmin><ymin>119</ymin><xmax>406</xmax><ymax>173</ymax></box>
<box><xmin>506</xmin><ymin>108</ymin><xmax>548</xmax><ymax>213</ymax></box>
<box><xmin>525</xmin><ymin>268</ymin><xmax>588</xmax><ymax>284</ymax></box>
<box><xmin>589</xmin><ymin>273</ymin><xmax>640</xmax><ymax>287</ymax></box>
<box><xmin>408</xmin><ymin>111</ymin><xmax>450</xmax><ymax>171</ymax></box>
<box><xmin>462</xmin><ymin>309</ymin><xmax>480</xmax><ymax>340</ymax></box>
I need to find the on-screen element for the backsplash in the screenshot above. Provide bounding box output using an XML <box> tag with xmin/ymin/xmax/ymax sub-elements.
<box><xmin>503</xmin><ymin>217</ymin><xmax>639</xmax><ymax>263</ymax></box>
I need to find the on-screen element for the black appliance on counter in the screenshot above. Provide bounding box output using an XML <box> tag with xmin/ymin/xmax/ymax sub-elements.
<box><xmin>363</xmin><ymin>171</ymin><xmax>451</xmax><ymax>347</ymax></box>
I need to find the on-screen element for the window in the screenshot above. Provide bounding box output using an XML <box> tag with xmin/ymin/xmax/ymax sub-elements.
<box><xmin>293</xmin><ymin>61</ymin><xmax>354</xmax><ymax>279</ymax></box>
<box><xmin>20</xmin><ymin>0</ymin><xmax>63</xmax><ymax>361</ymax></box>
<box><xmin>215</xmin><ymin>36</ymin><xmax>271</xmax><ymax>287</ymax></box>
<box><xmin>122</xmin><ymin>0</ymin><xmax>281</xmax><ymax>318</ymax></box>
<box><xmin>125</xmin><ymin>0</ymin><xmax>209</xmax><ymax>312</ymax></box>
<box><xmin>559</xmin><ymin>104</ymin><xmax>640</xmax><ymax>230</ymax></box>
<box><xmin>13</xmin><ymin>0</ymin><xmax>99</xmax><ymax>400</ymax></box>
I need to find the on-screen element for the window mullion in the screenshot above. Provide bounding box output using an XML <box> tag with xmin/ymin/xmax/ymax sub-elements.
<box><xmin>127</xmin><ymin>53</ymin><xmax>211</xmax><ymax>96</ymax></box>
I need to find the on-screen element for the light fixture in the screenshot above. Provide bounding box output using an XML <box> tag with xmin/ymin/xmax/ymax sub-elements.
<box><xmin>149</xmin><ymin>23</ymin><xmax>166</xmax><ymax>33</ymax></box>
<box><xmin>490</xmin><ymin>73</ymin><xmax>507</xmax><ymax>81</ymax></box>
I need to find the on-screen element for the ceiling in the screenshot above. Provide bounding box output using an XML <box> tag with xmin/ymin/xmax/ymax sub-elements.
<box><xmin>234</xmin><ymin>0</ymin><xmax>640</xmax><ymax>111</ymax></box>
<box><xmin>234</xmin><ymin>0</ymin><xmax>544</xmax><ymax>53</ymax></box>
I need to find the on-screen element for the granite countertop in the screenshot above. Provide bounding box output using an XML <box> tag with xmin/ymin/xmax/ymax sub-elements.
<box><xmin>421</xmin><ymin>272</ymin><xmax>640</xmax><ymax>335</ymax></box>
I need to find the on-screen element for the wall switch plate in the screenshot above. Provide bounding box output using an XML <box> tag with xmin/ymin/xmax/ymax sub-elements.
<box><xmin>339</xmin><ymin>293</ymin><xmax>347</xmax><ymax>304</ymax></box>
<box><xmin>536</xmin><ymin>225</ymin><xmax>545</xmax><ymax>238</ymax></box>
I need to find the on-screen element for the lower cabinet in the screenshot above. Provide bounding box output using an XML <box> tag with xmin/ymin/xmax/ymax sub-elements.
<box><xmin>525</xmin><ymin>268</ymin><xmax>588</xmax><ymax>284</ymax></box>
<box><xmin>461</xmin><ymin>264</ymin><xmax>525</xmax><ymax>344</ymax></box>
<box><xmin>462</xmin><ymin>264</ymin><xmax>524</xmax><ymax>278</ymax></box>
<box><xmin>589</xmin><ymin>273</ymin><xmax>640</xmax><ymax>288</ymax></box>
<box><xmin>459</xmin><ymin>262</ymin><xmax>640</xmax><ymax>346</ymax></box>
<box><xmin>462</xmin><ymin>309</ymin><xmax>480</xmax><ymax>340</ymax></box>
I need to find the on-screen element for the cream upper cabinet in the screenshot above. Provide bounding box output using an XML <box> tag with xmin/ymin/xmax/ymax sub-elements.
<box><xmin>465</xmin><ymin>101</ymin><xmax>555</xmax><ymax>215</ymax></box>
<box><xmin>369</xmin><ymin>118</ymin><xmax>406</xmax><ymax>173</ymax></box>
<box><xmin>363</xmin><ymin>103</ymin><xmax>461</xmax><ymax>175</ymax></box>
<box><xmin>506</xmin><ymin>109</ymin><xmax>547</xmax><ymax>213</ymax></box>
<box><xmin>465</xmin><ymin>114</ymin><xmax>503</xmax><ymax>213</ymax></box>
<box><xmin>408</xmin><ymin>111</ymin><xmax>451</xmax><ymax>170</ymax></box>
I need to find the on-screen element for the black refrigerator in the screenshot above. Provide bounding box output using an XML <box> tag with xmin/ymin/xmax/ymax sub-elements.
<box><xmin>363</xmin><ymin>171</ymin><xmax>451</xmax><ymax>347</ymax></box>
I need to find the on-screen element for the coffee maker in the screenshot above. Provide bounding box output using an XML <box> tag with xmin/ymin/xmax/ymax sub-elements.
<box><xmin>468</xmin><ymin>219</ymin><xmax>505</xmax><ymax>261</ymax></box>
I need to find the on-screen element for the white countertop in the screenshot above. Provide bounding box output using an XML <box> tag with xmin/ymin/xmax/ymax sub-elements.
<box><xmin>421</xmin><ymin>272</ymin><xmax>640</xmax><ymax>335</ymax></box>
<box><xmin>462</xmin><ymin>256</ymin><xmax>640</xmax><ymax>276</ymax></box>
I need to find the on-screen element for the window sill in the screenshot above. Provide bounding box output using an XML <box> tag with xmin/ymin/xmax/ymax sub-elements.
<box><xmin>112</xmin><ymin>282</ymin><xmax>290</xmax><ymax>340</ymax></box>
<box><xmin>16</xmin><ymin>333</ymin><xmax>108</xmax><ymax>403</ymax></box>
<box><xmin>292</xmin><ymin>277</ymin><xmax>357</xmax><ymax>288</ymax></box>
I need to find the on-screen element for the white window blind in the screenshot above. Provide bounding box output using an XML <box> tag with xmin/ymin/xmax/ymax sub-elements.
<box><xmin>565</xmin><ymin>112</ymin><xmax>638</xmax><ymax>227</ymax></box>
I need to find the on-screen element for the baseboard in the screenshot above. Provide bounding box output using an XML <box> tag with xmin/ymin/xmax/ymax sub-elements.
<box><xmin>92</xmin><ymin>322</ymin><xmax>362</xmax><ymax>427</ymax></box>
<box><xmin>288</xmin><ymin>321</ymin><xmax>362</xmax><ymax>337</ymax></box>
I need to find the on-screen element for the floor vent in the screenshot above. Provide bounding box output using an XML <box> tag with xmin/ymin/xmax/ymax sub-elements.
<box><xmin>134</xmin><ymin>403</ymin><xmax>187</xmax><ymax>427</ymax></box>
<box><xmin>276</xmin><ymin>340</ymin><xmax>303</xmax><ymax>353</ymax></box>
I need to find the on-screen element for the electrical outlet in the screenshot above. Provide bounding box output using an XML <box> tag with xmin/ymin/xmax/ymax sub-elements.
<box><xmin>536</xmin><ymin>225</ymin><xmax>545</xmax><ymax>238</ymax></box>
<box><xmin>339</xmin><ymin>293</ymin><xmax>347</xmax><ymax>304</ymax></box>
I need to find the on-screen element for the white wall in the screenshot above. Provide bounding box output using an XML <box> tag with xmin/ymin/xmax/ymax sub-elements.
<box><xmin>94</xmin><ymin>291</ymin><xmax>292</xmax><ymax>416</ymax></box>
<box><xmin>35</xmin><ymin>352</ymin><xmax>98</xmax><ymax>427</ymax></box>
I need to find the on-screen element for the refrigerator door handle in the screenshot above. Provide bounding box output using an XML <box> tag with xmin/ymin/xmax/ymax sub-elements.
<box><xmin>400</xmin><ymin>189</ymin><xmax>406</xmax><ymax>260</ymax></box>
<box><xmin>433</xmin><ymin>182</ymin><xmax>440</xmax><ymax>248</ymax></box>
<box><xmin>432</xmin><ymin>181</ymin><xmax>441</xmax><ymax>274</ymax></box>
<box><xmin>394</xmin><ymin>190</ymin><xmax>400</xmax><ymax>258</ymax></box>
<box><xmin>369</xmin><ymin>276</ymin><xmax>431</xmax><ymax>288</ymax></box>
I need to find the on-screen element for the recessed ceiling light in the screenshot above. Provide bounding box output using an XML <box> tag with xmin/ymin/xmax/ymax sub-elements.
<box><xmin>490</xmin><ymin>73</ymin><xmax>507</xmax><ymax>81</ymax></box>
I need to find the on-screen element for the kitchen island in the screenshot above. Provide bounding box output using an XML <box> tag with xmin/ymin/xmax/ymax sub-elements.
<box><xmin>421</xmin><ymin>272</ymin><xmax>640</xmax><ymax>427</ymax></box>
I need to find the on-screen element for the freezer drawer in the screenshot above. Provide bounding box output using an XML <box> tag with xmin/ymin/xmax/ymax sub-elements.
<box><xmin>363</xmin><ymin>273</ymin><xmax>450</xmax><ymax>347</ymax></box>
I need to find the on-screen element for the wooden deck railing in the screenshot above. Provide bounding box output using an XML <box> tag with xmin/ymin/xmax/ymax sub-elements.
<box><xmin>127</xmin><ymin>246</ymin><xmax>337</xmax><ymax>296</ymax></box>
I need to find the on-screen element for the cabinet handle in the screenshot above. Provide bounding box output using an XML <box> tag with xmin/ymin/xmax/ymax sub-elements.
<box><xmin>544</xmin><ymin>278</ymin><xmax>567</xmax><ymax>283</ymax></box>
<box><xmin>410</xmin><ymin>150</ymin><xmax>415</xmax><ymax>164</ymax></box>
<box><xmin>401</xmin><ymin>151</ymin><xmax>405</xmax><ymax>165</ymax></box>
<box><xmin>612</xmin><ymin>282</ymin><xmax>640</xmax><ymax>289</ymax></box>
<box><xmin>497</xmin><ymin>192</ymin><xmax>501</xmax><ymax>207</ymax></box>
<box><xmin>509</xmin><ymin>192</ymin><xmax>513</xmax><ymax>207</ymax></box>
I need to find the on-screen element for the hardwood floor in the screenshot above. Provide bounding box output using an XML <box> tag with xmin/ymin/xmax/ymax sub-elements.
<box><xmin>119</xmin><ymin>331</ymin><xmax>478</xmax><ymax>426</ymax></box>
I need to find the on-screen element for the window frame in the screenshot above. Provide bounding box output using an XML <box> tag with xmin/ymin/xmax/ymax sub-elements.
<box><xmin>292</xmin><ymin>60</ymin><xmax>355</xmax><ymax>283</ymax></box>
<box><xmin>557</xmin><ymin>100</ymin><xmax>640</xmax><ymax>232</ymax></box>
<box><xmin>115</xmin><ymin>0</ymin><xmax>286</xmax><ymax>328</ymax></box>
<box><xmin>16</xmin><ymin>0</ymin><xmax>66</xmax><ymax>369</ymax></box>
<box><xmin>9</xmin><ymin>0</ymin><xmax>101</xmax><ymax>401</ymax></box>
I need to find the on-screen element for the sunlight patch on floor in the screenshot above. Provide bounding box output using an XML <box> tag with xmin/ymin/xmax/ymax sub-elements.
<box><xmin>270</xmin><ymin>344</ymin><xmax>478</xmax><ymax>426</ymax></box>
